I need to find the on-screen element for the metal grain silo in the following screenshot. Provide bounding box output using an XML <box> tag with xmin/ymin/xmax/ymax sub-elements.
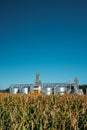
<box><xmin>78</xmin><ymin>89</ymin><xmax>83</xmax><ymax>95</ymax></box>
<box><xmin>10</xmin><ymin>87</ymin><xmax>19</xmax><ymax>94</ymax></box>
<box><xmin>53</xmin><ymin>83</ymin><xmax>59</xmax><ymax>94</ymax></box>
<box><xmin>21</xmin><ymin>87</ymin><xmax>29</xmax><ymax>94</ymax></box>
<box><xmin>54</xmin><ymin>85</ymin><xmax>67</xmax><ymax>95</ymax></box>
<box><xmin>43</xmin><ymin>87</ymin><xmax>53</xmax><ymax>95</ymax></box>
<box><xmin>59</xmin><ymin>86</ymin><xmax>67</xmax><ymax>95</ymax></box>
<box><xmin>54</xmin><ymin>86</ymin><xmax>59</xmax><ymax>94</ymax></box>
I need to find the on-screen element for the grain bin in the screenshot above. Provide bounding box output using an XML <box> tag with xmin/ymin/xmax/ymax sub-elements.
<box><xmin>10</xmin><ymin>87</ymin><xmax>19</xmax><ymax>94</ymax></box>
<box><xmin>78</xmin><ymin>89</ymin><xmax>83</xmax><ymax>95</ymax></box>
<box><xmin>43</xmin><ymin>87</ymin><xmax>53</xmax><ymax>95</ymax></box>
<box><xmin>54</xmin><ymin>86</ymin><xmax>59</xmax><ymax>94</ymax></box>
<box><xmin>54</xmin><ymin>86</ymin><xmax>67</xmax><ymax>95</ymax></box>
<box><xmin>59</xmin><ymin>86</ymin><xmax>67</xmax><ymax>95</ymax></box>
<box><xmin>21</xmin><ymin>87</ymin><xmax>29</xmax><ymax>94</ymax></box>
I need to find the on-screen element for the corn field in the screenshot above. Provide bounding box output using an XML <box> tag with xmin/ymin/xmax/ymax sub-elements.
<box><xmin>0</xmin><ymin>93</ymin><xmax>87</xmax><ymax>130</ymax></box>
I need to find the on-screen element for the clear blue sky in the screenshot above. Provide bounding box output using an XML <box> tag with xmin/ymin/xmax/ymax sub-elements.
<box><xmin>0</xmin><ymin>0</ymin><xmax>87</xmax><ymax>89</ymax></box>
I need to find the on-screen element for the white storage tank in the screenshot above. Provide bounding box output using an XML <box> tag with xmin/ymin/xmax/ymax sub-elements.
<box><xmin>10</xmin><ymin>87</ymin><xmax>19</xmax><ymax>94</ymax></box>
<box><xmin>43</xmin><ymin>87</ymin><xmax>53</xmax><ymax>95</ymax></box>
<box><xmin>78</xmin><ymin>89</ymin><xmax>83</xmax><ymax>95</ymax></box>
<box><xmin>59</xmin><ymin>86</ymin><xmax>67</xmax><ymax>95</ymax></box>
<box><xmin>54</xmin><ymin>86</ymin><xmax>59</xmax><ymax>94</ymax></box>
<box><xmin>21</xmin><ymin>87</ymin><xmax>29</xmax><ymax>94</ymax></box>
<box><xmin>54</xmin><ymin>86</ymin><xmax>67</xmax><ymax>95</ymax></box>
<box><xmin>59</xmin><ymin>87</ymin><xmax>66</xmax><ymax>92</ymax></box>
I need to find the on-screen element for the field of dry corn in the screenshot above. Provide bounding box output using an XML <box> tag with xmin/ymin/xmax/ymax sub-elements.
<box><xmin>0</xmin><ymin>93</ymin><xmax>87</xmax><ymax>130</ymax></box>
